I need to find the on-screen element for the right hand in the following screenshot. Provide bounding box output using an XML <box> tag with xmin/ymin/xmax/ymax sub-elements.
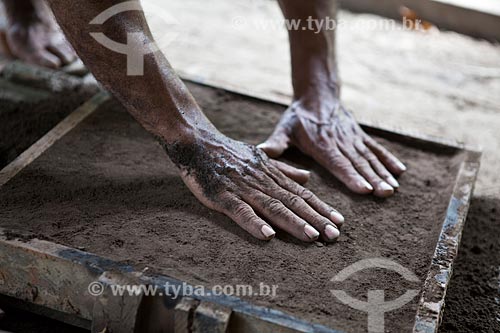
<box><xmin>163</xmin><ymin>133</ymin><xmax>344</xmax><ymax>242</ymax></box>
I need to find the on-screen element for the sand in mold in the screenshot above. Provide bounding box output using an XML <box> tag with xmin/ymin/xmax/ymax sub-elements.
<box><xmin>0</xmin><ymin>83</ymin><xmax>467</xmax><ymax>332</ymax></box>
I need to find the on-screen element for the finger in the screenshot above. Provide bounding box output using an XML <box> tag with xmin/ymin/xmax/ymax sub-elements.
<box><xmin>219</xmin><ymin>193</ymin><xmax>276</xmax><ymax>241</ymax></box>
<box><xmin>271</xmin><ymin>187</ymin><xmax>340</xmax><ymax>241</ymax></box>
<box><xmin>364</xmin><ymin>136</ymin><xmax>407</xmax><ymax>175</ymax></box>
<box><xmin>47</xmin><ymin>42</ymin><xmax>76</xmax><ymax>65</ymax></box>
<box><xmin>355</xmin><ymin>141</ymin><xmax>400</xmax><ymax>189</ymax></box>
<box><xmin>257</xmin><ymin>132</ymin><xmax>290</xmax><ymax>158</ymax></box>
<box><xmin>242</xmin><ymin>191</ymin><xmax>319</xmax><ymax>242</ymax></box>
<box><xmin>339</xmin><ymin>145</ymin><xmax>394</xmax><ymax>198</ymax></box>
<box><xmin>266</xmin><ymin>166</ymin><xmax>345</xmax><ymax>227</ymax></box>
<box><xmin>257</xmin><ymin>114</ymin><xmax>293</xmax><ymax>158</ymax></box>
<box><xmin>270</xmin><ymin>159</ymin><xmax>310</xmax><ymax>184</ymax></box>
<box><xmin>319</xmin><ymin>148</ymin><xmax>374</xmax><ymax>195</ymax></box>
<box><xmin>29</xmin><ymin>50</ymin><xmax>61</xmax><ymax>69</ymax></box>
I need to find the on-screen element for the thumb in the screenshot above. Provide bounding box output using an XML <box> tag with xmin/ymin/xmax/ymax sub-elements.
<box><xmin>257</xmin><ymin>126</ymin><xmax>291</xmax><ymax>158</ymax></box>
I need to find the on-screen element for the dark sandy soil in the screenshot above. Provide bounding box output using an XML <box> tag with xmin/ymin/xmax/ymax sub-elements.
<box><xmin>0</xmin><ymin>83</ymin><xmax>468</xmax><ymax>332</ymax></box>
<box><xmin>0</xmin><ymin>83</ymin><xmax>94</xmax><ymax>169</ymax></box>
<box><xmin>440</xmin><ymin>196</ymin><xmax>500</xmax><ymax>333</ymax></box>
<box><xmin>1</xmin><ymin>203</ymin><xmax>496</xmax><ymax>333</ymax></box>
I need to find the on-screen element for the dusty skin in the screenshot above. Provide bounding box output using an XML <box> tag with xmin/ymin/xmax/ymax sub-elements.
<box><xmin>2</xmin><ymin>0</ymin><xmax>406</xmax><ymax>241</ymax></box>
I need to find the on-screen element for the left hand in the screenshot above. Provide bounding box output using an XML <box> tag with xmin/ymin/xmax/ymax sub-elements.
<box><xmin>4</xmin><ymin>2</ymin><xmax>77</xmax><ymax>68</ymax></box>
<box><xmin>258</xmin><ymin>99</ymin><xmax>406</xmax><ymax>197</ymax></box>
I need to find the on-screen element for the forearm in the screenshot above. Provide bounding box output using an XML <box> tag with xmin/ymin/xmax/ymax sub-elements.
<box><xmin>45</xmin><ymin>0</ymin><xmax>215</xmax><ymax>144</ymax></box>
<box><xmin>278</xmin><ymin>0</ymin><xmax>339</xmax><ymax>101</ymax></box>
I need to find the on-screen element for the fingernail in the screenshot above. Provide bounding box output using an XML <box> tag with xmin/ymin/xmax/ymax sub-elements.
<box><xmin>299</xmin><ymin>169</ymin><xmax>311</xmax><ymax>176</ymax></box>
<box><xmin>294</xmin><ymin>169</ymin><xmax>311</xmax><ymax>178</ymax></box>
<box><xmin>386</xmin><ymin>176</ymin><xmax>399</xmax><ymax>188</ymax></box>
<box><xmin>261</xmin><ymin>225</ymin><xmax>275</xmax><ymax>239</ymax></box>
<box><xmin>361</xmin><ymin>180</ymin><xmax>373</xmax><ymax>191</ymax></box>
<box><xmin>325</xmin><ymin>225</ymin><xmax>340</xmax><ymax>240</ymax></box>
<box><xmin>379</xmin><ymin>181</ymin><xmax>394</xmax><ymax>192</ymax></box>
<box><xmin>396</xmin><ymin>161</ymin><xmax>407</xmax><ymax>171</ymax></box>
<box><xmin>304</xmin><ymin>225</ymin><xmax>320</xmax><ymax>240</ymax></box>
<box><xmin>256</xmin><ymin>143</ymin><xmax>267</xmax><ymax>150</ymax></box>
<box><xmin>330</xmin><ymin>211</ymin><xmax>345</xmax><ymax>225</ymax></box>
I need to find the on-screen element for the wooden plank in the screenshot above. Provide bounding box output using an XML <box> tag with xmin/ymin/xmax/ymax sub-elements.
<box><xmin>0</xmin><ymin>231</ymin><xmax>340</xmax><ymax>333</ymax></box>
<box><xmin>91</xmin><ymin>271</ymin><xmax>145</xmax><ymax>333</ymax></box>
<box><xmin>413</xmin><ymin>150</ymin><xmax>481</xmax><ymax>333</ymax></box>
<box><xmin>175</xmin><ymin>297</ymin><xmax>200</xmax><ymax>333</ymax></box>
<box><xmin>192</xmin><ymin>301</ymin><xmax>232</xmax><ymax>333</ymax></box>
<box><xmin>0</xmin><ymin>91</ymin><xmax>109</xmax><ymax>187</ymax></box>
<box><xmin>339</xmin><ymin>0</ymin><xmax>500</xmax><ymax>41</ymax></box>
<box><xmin>435</xmin><ymin>0</ymin><xmax>500</xmax><ymax>16</ymax></box>
<box><xmin>0</xmin><ymin>234</ymin><xmax>96</xmax><ymax>329</ymax></box>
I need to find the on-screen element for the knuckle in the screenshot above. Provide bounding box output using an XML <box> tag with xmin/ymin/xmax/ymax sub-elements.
<box><xmin>363</xmin><ymin>153</ymin><xmax>378</xmax><ymax>164</ymax></box>
<box><xmin>352</xmin><ymin>159</ymin><xmax>370</xmax><ymax>170</ymax></box>
<box><xmin>357</xmin><ymin>146</ymin><xmax>370</xmax><ymax>157</ymax></box>
<box><xmin>326</xmin><ymin>150</ymin><xmax>346</xmax><ymax>163</ymax></box>
<box><xmin>264</xmin><ymin>198</ymin><xmax>284</xmax><ymax>212</ymax></box>
<box><xmin>233</xmin><ymin>204</ymin><xmax>249</xmax><ymax>218</ymax></box>
<box><xmin>298</xmin><ymin>188</ymin><xmax>314</xmax><ymax>201</ymax></box>
<box><xmin>329</xmin><ymin>156</ymin><xmax>350</xmax><ymax>172</ymax></box>
<box><xmin>359</xmin><ymin>151</ymin><xmax>371</xmax><ymax>161</ymax></box>
<box><xmin>379</xmin><ymin>169</ymin><xmax>392</xmax><ymax>178</ymax></box>
<box><xmin>328</xmin><ymin>150</ymin><xmax>343</xmax><ymax>162</ymax></box>
<box><xmin>260</xmin><ymin>182</ymin><xmax>275</xmax><ymax>193</ymax></box>
<box><xmin>288</xmin><ymin>195</ymin><xmax>303</xmax><ymax>207</ymax></box>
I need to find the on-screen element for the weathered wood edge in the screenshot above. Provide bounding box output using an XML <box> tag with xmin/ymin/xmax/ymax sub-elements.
<box><xmin>0</xmin><ymin>233</ymin><xmax>343</xmax><ymax>333</ymax></box>
<box><xmin>0</xmin><ymin>91</ymin><xmax>110</xmax><ymax>187</ymax></box>
<box><xmin>413</xmin><ymin>149</ymin><xmax>481</xmax><ymax>333</ymax></box>
<box><xmin>338</xmin><ymin>0</ymin><xmax>500</xmax><ymax>42</ymax></box>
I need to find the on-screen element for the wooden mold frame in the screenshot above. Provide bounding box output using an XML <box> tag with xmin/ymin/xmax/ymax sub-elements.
<box><xmin>0</xmin><ymin>83</ymin><xmax>481</xmax><ymax>333</ymax></box>
<box><xmin>338</xmin><ymin>0</ymin><xmax>500</xmax><ymax>42</ymax></box>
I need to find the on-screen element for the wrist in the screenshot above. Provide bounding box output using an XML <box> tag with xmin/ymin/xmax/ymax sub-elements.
<box><xmin>291</xmin><ymin>56</ymin><xmax>341</xmax><ymax>102</ymax></box>
<box><xmin>294</xmin><ymin>78</ymin><xmax>341</xmax><ymax>114</ymax></box>
<box><xmin>157</xmin><ymin>125</ymin><xmax>226</xmax><ymax>171</ymax></box>
<box><xmin>155</xmin><ymin>114</ymin><xmax>220</xmax><ymax>148</ymax></box>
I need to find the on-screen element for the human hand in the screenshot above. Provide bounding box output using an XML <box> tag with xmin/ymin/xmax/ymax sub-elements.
<box><xmin>162</xmin><ymin>133</ymin><xmax>344</xmax><ymax>242</ymax></box>
<box><xmin>259</xmin><ymin>100</ymin><xmax>406</xmax><ymax>197</ymax></box>
<box><xmin>5</xmin><ymin>3</ymin><xmax>76</xmax><ymax>68</ymax></box>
